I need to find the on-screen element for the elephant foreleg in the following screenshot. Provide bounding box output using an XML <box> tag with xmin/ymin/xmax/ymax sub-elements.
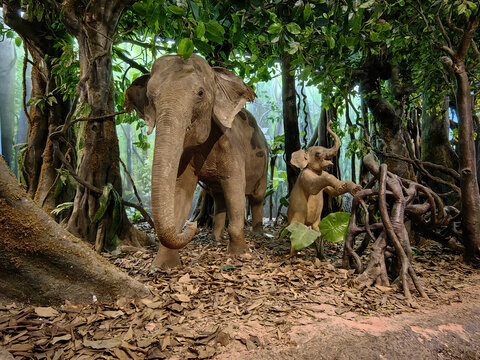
<box><xmin>222</xmin><ymin>178</ymin><xmax>247</xmax><ymax>254</ymax></box>
<box><xmin>152</xmin><ymin>165</ymin><xmax>198</xmax><ymax>268</ymax></box>
<box><xmin>213</xmin><ymin>193</ymin><xmax>226</xmax><ymax>242</ymax></box>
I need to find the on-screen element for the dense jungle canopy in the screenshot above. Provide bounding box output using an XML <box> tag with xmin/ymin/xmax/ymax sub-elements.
<box><xmin>0</xmin><ymin>0</ymin><xmax>480</xmax><ymax>303</ymax></box>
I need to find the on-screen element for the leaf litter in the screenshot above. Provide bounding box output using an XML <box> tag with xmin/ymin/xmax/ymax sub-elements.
<box><xmin>1</xmin><ymin>222</ymin><xmax>480</xmax><ymax>359</ymax></box>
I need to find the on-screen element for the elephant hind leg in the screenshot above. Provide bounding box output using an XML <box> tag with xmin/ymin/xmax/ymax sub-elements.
<box><xmin>222</xmin><ymin>179</ymin><xmax>247</xmax><ymax>254</ymax></box>
<box><xmin>248</xmin><ymin>194</ymin><xmax>264</xmax><ymax>233</ymax></box>
<box><xmin>213</xmin><ymin>193</ymin><xmax>227</xmax><ymax>242</ymax></box>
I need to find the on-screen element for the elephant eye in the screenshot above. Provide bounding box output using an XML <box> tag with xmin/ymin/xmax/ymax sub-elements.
<box><xmin>197</xmin><ymin>88</ymin><xmax>205</xmax><ymax>99</ymax></box>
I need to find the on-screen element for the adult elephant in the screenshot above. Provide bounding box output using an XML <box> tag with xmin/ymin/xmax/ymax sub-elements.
<box><xmin>125</xmin><ymin>54</ymin><xmax>268</xmax><ymax>268</ymax></box>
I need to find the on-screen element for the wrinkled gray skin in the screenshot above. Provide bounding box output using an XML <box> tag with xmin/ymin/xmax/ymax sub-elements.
<box><xmin>125</xmin><ymin>54</ymin><xmax>268</xmax><ymax>268</ymax></box>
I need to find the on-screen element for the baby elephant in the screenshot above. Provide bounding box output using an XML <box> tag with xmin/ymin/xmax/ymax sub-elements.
<box><xmin>287</xmin><ymin>121</ymin><xmax>362</xmax><ymax>255</ymax></box>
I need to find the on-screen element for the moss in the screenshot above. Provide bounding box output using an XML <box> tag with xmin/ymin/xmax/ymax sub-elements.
<box><xmin>0</xmin><ymin>198</ymin><xmax>51</xmax><ymax>262</ymax></box>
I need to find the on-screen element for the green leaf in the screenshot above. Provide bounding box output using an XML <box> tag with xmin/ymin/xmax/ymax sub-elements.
<box><xmin>168</xmin><ymin>5</ymin><xmax>186</xmax><ymax>15</ymax></box>
<box><xmin>108</xmin><ymin>188</ymin><xmax>123</xmax><ymax>247</ymax></box>
<box><xmin>177</xmin><ymin>38</ymin><xmax>194</xmax><ymax>60</ymax></box>
<box><xmin>221</xmin><ymin>264</ymin><xmax>235</xmax><ymax>271</ymax></box>
<box><xmin>350</xmin><ymin>11</ymin><xmax>363</xmax><ymax>34</ymax></box>
<box><xmin>359</xmin><ymin>0</ymin><xmax>375</xmax><ymax>9</ymax></box>
<box><xmin>280</xmin><ymin>196</ymin><xmax>289</xmax><ymax>207</ymax></box>
<box><xmin>268</xmin><ymin>23</ymin><xmax>282</xmax><ymax>34</ymax></box>
<box><xmin>195</xmin><ymin>21</ymin><xmax>205</xmax><ymax>39</ymax></box>
<box><xmin>286</xmin><ymin>22</ymin><xmax>302</xmax><ymax>35</ymax></box>
<box><xmin>369</xmin><ymin>31</ymin><xmax>380</xmax><ymax>42</ymax></box>
<box><xmin>327</xmin><ymin>36</ymin><xmax>335</xmax><ymax>49</ymax></box>
<box><xmin>318</xmin><ymin>212</ymin><xmax>351</xmax><ymax>243</ymax></box>
<box><xmin>304</xmin><ymin>3</ymin><xmax>312</xmax><ymax>21</ymax></box>
<box><xmin>51</xmin><ymin>202</ymin><xmax>74</xmax><ymax>216</ymax></box>
<box><xmin>283</xmin><ymin>222</ymin><xmax>320</xmax><ymax>251</ymax></box>
<box><xmin>288</xmin><ymin>41</ymin><xmax>300</xmax><ymax>54</ymax></box>
<box><xmin>132</xmin><ymin>2</ymin><xmax>147</xmax><ymax>16</ymax></box>
<box><xmin>92</xmin><ymin>184</ymin><xmax>114</xmax><ymax>224</ymax></box>
<box><xmin>205</xmin><ymin>21</ymin><xmax>225</xmax><ymax>44</ymax></box>
<box><xmin>15</xmin><ymin>37</ymin><xmax>22</xmax><ymax>47</ymax></box>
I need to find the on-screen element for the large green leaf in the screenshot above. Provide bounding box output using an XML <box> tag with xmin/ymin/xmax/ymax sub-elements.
<box><xmin>92</xmin><ymin>184</ymin><xmax>113</xmax><ymax>224</ymax></box>
<box><xmin>268</xmin><ymin>23</ymin><xmax>282</xmax><ymax>34</ymax></box>
<box><xmin>304</xmin><ymin>3</ymin><xmax>312</xmax><ymax>21</ymax></box>
<box><xmin>286</xmin><ymin>22</ymin><xmax>302</xmax><ymax>35</ymax></box>
<box><xmin>318</xmin><ymin>212</ymin><xmax>351</xmax><ymax>243</ymax></box>
<box><xmin>177</xmin><ymin>38</ymin><xmax>194</xmax><ymax>59</ymax></box>
<box><xmin>205</xmin><ymin>21</ymin><xmax>225</xmax><ymax>44</ymax></box>
<box><xmin>107</xmin><ymin>189</ymin><xmax>123</xmax><ymax>250</ymax></box>
<box><xmin>168</xmin><ymin>5</ymin><xmax>186</xmax><ymax>15</ymax></box>
<box><xmin>280</xmin><ymin>222</ymin><xmax>320</xmax><ymax>251</ymax></box>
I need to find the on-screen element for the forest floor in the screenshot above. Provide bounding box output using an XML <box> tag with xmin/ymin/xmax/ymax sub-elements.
<box><xmin>1</xmin><ymin>221</ymin><xmax>480</xmax><ymax>359</ymax></box>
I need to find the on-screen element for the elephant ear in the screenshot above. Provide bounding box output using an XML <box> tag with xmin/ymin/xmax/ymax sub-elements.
<box><xmin>124</xmin><ymin>74</ymin><xmax>156</xmax><ymax>135</ymax></box>
<box><xmin>212</xmin><ymin>67</ymin><xmax>256</xmax><ymax>128</ymax></box>
<box><xmin>291</xmin><ymin>149</ymin><xmax>308</xmax><ymax>170</ymax></box>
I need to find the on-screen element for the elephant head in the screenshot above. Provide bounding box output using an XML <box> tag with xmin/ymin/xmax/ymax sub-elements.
<box><xmin>124</xmin><ymin>54</ymin><xmax>255</xmax><ymax>250</ymax></box>
<box><xmin>290</xmin><ymin>121</ymin><xmax>340</xmax><ymax>172</ymax></box>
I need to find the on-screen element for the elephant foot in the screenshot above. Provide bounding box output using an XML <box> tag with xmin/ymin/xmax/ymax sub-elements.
<box><xmin>252</xmin><ymin>224</ymin><xmax>263</xmax><ymax>234</ymax></box>
<box><xmin>151</xmin><ymin>248</ymin><xmax>181</xmax><ymax>269</ymax></box>
<box><xmin>227</xmin><ymin>240</ymin><xmax>248</xmax><ymax>255</ymax></box>
<box><xmin>213</xmin><ymin>229</ymin><xmax>226</xmax><ymax>243</ymax></box>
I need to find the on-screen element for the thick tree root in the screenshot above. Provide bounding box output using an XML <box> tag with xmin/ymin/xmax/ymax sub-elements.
<box><xmin>343</xmin><ymin>155</ymin><xmax>451</xmax><ymax>304</ymax></box>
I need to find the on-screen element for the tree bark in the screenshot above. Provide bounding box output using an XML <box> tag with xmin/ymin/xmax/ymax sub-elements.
<box><xmin>62</xmin><ymin>0</ymin><xmax>147</xmax><ymax>248</ymax></box>
<box><xmin>359</xmin><ymin>58</ymin><xmax>415</xmax><ymax>179</ymax></box>
<box><xmin>2</xmin><ymin>1</ymin><xmax>73</xmax><ymax>214</ymax></box>
<box><xmin>436</xmin><ymin>14</ymin><xmax>480</xmax><ymax>266</ymax></box>
<box><xmin>421</xmin><ymin>93</ymin><xmax>458</xmax><ymax>201</ymax></box>
<box><xmin>0</xmin><ymin>32</ymin><xmax>16</xmax><ymax>169</ymax></box>
<box><xmin>455</xmin><ymin>56</ymin><xmax>480</xmax><ymax>267</ymax></box>
<box><xmin>281</xmin><ymin>53</ymin><xmax>300</xmax><ymax>193</ymax></box>
<box><xmin>0</xmin><ymin>157</ymin><xmax>149</xmax><ymax>305</ymax></box>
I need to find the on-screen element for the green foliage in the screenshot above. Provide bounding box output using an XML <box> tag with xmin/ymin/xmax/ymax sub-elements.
<box><xmin>51</xmin><ymin>202</ymin><xmax>74</xmax><ymax>216</ymax></box>
<box><xmin>26</xmin><ymin>94</ymin><xmax>57</xmax><ymax>113</ymax></box>
<box><xmin>92</xmin><ymin>184</ymin><xmax>124</xmax><ymax>251</ymax></box>
<box><xmin>280</xmin><ymin>212</ymin><xmax>351</xmax><ymax>251</ymax></box>
<box><xmin>318</xmin><ymin>212</ymin><xmax>351</xmax><ymax>244</ymax></box>
<box><xmin>54</xmin><ymin>168</ymin><xmax>76</xmax><ymax>200</ymax></box>
<box><xmin>177</xmin><ymin>38</ymin><xmax>194</xmax><ymax>59</ymax></box>
<box><xmin>280</xmin><ymin>222</ymin><xmax>319</xmax><ymax>250</ymax></box>
<box><xmin>50</xmin><ymin>40</ymin><xmax>79</xmax><ymax>101</ymax></box>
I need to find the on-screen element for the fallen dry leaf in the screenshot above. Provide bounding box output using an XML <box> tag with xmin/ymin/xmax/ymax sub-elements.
<box><xmin>83</xmin><ymin>338</ymin><xmax>122</xmax><ymax>349</ymax></box>
<box><xmin>34</xmin><ymin>306</ymin><xmax>59</xmax><ymax>317</ymax></box>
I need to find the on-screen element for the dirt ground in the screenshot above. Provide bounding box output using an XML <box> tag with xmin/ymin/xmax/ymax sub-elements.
<box><xmin>1</xmin><ymin>221</ymin><xmax>480</xmax><ymax>359</ymax></box>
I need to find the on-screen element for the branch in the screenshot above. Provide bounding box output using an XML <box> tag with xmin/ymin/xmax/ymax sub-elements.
<box><xmin>114</xmin><ymin>49</ymin><xmax>149</xmax><ymax>74</ymax></box>
<box><xmin>22</xmin><ymin>42</ymin><xmax>32</xmax><ymax>126</ymax></box>
<box><xmin>435</xmin><ymin>12</ymin><xmax>453</xmax><ymax>50</ymax></box>
<box><xmin>457</xmin><ymin>15</ymin><xmax>480</xmax><ymax>61</ymax></box>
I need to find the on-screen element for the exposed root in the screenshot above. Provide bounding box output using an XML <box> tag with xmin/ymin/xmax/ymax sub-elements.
<box><xmin>343</xmin><ymin>155</ymin><xmax>454</xmax><ymax>304</ymax></box>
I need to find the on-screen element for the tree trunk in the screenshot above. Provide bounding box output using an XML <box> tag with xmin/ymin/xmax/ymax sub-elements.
<box><xmin>0</xmin><ymin>33</ymin><xmax>16</xmax><ymax>169</ymax></box>
<box><xmin>63</xmin><ymin>0</ymin><xmax>147</xmax><ymax>248</ymax></box>
<box><xmin>421</xmin><ymin>93</ymin><xmax>458</xmax><ymax>201</ymax></box>
<box><xmin>281</xmin><ymin>53</ymin><xmax>300</xmax><ymax>193</ymax></box>
<box><xmin>2</xmin><ymin>2</ymin><xmax>74</xmax><ymax>214</ymax></box>
<box><xmin>455</xmin><ymin>60</ymin><xmax>480</xmax><ymax>266</ymax></box>
<box><xmin>0</xmin><ymin>157</ymin><xmax>149</xmax><ymax>305</ymax></box>
<box><xmin>359</xmin><ymin>59</ymin><xmax>415</xmax><ymax>179</ymax></box>
<box><xmin>14</xmin><ymin>62</ymin><xmax>30</xmax><ymax>176</ymax></box>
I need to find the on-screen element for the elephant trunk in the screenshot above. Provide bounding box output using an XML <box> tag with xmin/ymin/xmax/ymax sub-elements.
<box><xmin>325</xmin><ymin>121</ymin><xmax>340</xmax><ymax>159</ymax></box>
<box><xmin>151</xmin><ymin>111</ymin><xmax>196</xmax><ymax>250</ymax></box>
